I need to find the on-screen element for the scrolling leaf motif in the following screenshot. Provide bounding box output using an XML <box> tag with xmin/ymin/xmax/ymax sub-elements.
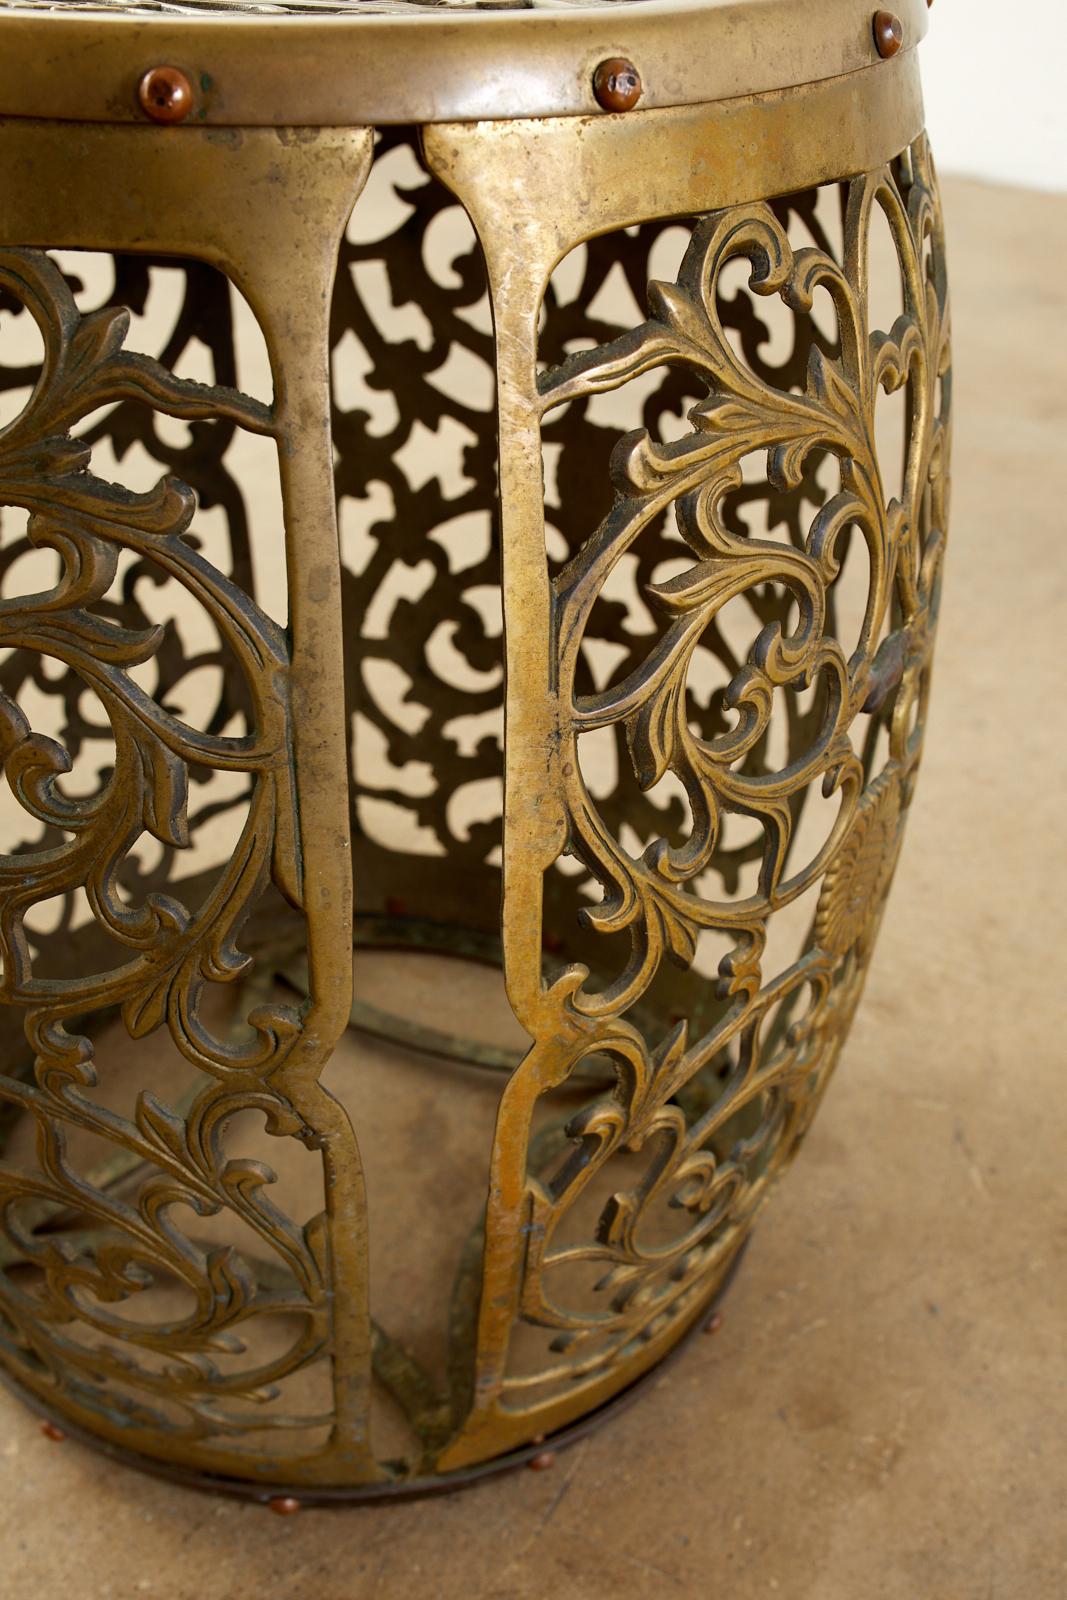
<box><xmin>543</xmin><ymin>150</ymin><xmax>946</xmax><ymax>1019</ymax></box>
<box><xmin>0</xmin><ymin>248</ymin><xmax>330</xmax><ymax>1455</ymax></box>
<box><xmin>332</xmin><ymin>133</ymin><xmax>504</xmax><ymax>883</ymax></box>
<box><xmin>500</xmin><ymin>140</ymin><xmax>949</xmax><ymax>1408</ymax></box>
<box><xmin>0</xmin><ymin>249</ymin><xmax>299</xmax><ymax>1047</ymax></box>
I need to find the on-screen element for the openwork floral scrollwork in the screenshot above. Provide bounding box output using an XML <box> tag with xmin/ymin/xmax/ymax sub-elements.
<box><xmin>543</xmin><ymin>143</ymin><xmax>948</xmax><ymax>1019</ymax></box>
<box><xmin>0</xmin><ymin>249</ymin><xmax>298</xmax><ymax>1049</ymax></box>
<box><xmin>0</xmin><ymin>247</ymin><xmax>333</xmax><ymax>1462</ymax></box>
<box><xmin>483</xmin><ymin>136</ymin><xmax>950</xmax><ymax>1422</ymax></box>
<box><xmin>0</xmin><ymin>114</ymin><xmax>951</xmax><ymax>1490</ymax></box>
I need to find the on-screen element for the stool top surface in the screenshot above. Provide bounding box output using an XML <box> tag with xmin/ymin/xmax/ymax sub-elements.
<box><xmin>0</xmin><ymin>0</ymin><xmax>650</xmax><ymax>10</ymax></box>
<box><xmin>0</xmin><ymin>0</ymin><xmax>929</xmax><ymax>123</ymax></box>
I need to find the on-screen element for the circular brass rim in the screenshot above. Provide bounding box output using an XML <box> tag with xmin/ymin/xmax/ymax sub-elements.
<box><xmin>0</xmin><ymin>0</ymin><xmax>929</xmax><ymax>124</ymax></box>
<box><xmin>1</xmin><ymin>1240</ymin><xmax>750</xmax><ymax>1504</ymax></box>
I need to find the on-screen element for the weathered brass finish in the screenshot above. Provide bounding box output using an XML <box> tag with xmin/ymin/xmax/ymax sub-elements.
<box><xmin>0</xmin><ymin>0</ymin><xmax>949</xmax><ymax>1499</ymax></box>
<box><xmin>0</xmin><ymin>0</ymin><xmax>930</xmax><ymax>124</ymax></box>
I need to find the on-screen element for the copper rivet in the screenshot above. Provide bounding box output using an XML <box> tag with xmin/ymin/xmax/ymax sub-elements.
<box><xmin>592</xmin><ymin>57</ymin><xmax>642</xmax><ymax>114</ymax></box>
<box><xmin>267</xmin><ymin>1495</ymin><xmax>302</xmax><ymax>1515</ymax></box>
<box><xmin>703</xmin><ymin>1311</ymin><xmax>724</xmax><ymax>1336</ymax></box>
<box><xmin>40</xmin><ymin>1421</ymin><xmax>65</xmax><ymax>1442</ymax></box>
<box><xmin>137</xmin><ymin>65</ymin><xmax>194</xmax><ymax>125</ymax></box>
<box><xmin>872</xmin><ymin>11</ymin><xmax>904</xmax><ymax>57</ymax></box>
<box><xmin>529</xmin><ymin>1450</ymin><xmax>557</xmax><ymax>1471</ymax></box>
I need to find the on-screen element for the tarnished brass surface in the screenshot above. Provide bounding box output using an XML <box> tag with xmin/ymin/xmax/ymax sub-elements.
<box><xmin>424</xmin><ymin>121</ymin><xmax>949</xmax><ymax>1468</ymax></box>
<box><xmin>0</xmin><ymin>11</ymin><xmax>949</xmax><ymax>1496</ymax></box>
<box><xmin>0</xmin><ymin>0</ymin><xmax>929</xmax><ymax>125</ymax></box>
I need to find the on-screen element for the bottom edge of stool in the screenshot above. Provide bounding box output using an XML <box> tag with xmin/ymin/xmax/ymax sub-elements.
<box><xmin>1</xmin><ymin>1238</ymin><xmax>749</xmax><ymax>1508</ymax></box>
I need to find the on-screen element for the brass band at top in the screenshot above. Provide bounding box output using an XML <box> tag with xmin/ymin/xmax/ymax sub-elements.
<box><xmin>0</xmin><ymin>0</ymin><xmax>929</xmax><ymax>123</ymax></box>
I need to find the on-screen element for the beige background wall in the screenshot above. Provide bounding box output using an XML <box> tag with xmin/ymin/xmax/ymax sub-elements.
<box><xmin>922</xmin><ymin>0</ymin><xmax>1067</xmax><ymax>192</ymax></box>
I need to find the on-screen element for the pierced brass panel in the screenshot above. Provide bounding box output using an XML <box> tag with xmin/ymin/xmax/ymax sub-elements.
<box><xmin>0</xmin><ymin>70</ymin><xmax>949</xmax><ymax>1498</ymax></box>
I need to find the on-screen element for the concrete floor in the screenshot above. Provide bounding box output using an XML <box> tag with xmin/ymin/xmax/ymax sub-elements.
<box><xmin>1</xmin><ymin>173</ymin><xmax>1065</xmax><ymax>1599</ymax></box>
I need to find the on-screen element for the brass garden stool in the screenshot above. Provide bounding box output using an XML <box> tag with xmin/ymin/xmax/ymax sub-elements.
<box><xmin>0</xmin><ymin>0</ymin><xmax>949</xmax><ymax>1501</ymax></box>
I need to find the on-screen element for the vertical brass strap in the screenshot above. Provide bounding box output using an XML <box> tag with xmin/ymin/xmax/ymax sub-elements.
<box><xmin>422</xmin><ymin>124</ymin><xmax>573</xmax><ymax>1467</ymax></box>
<box><xmin>242</xmin><ymin>220</ymin><xmax>380</xmax><ymax>1475</ymax></box>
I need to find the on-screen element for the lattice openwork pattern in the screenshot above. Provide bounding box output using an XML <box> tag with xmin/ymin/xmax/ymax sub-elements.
<box><xmin>0</xmin><ymin>126</ymin><xmax>949</xmax><ymax>1489</ymax></box>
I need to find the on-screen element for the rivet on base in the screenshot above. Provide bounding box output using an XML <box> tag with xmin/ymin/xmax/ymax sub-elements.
<box><xmin>267</xmin><ymin>1495</ymin><xmax>302</xmax><ymax>1515</ymax></box>
<box><xmin>872</xmin><ymin>11</ymin><xmax>904</xmax><ymax>58</ymax></box>
<box><xmin>40</xmin><ymin>1421</ymin><xmax>66</xmax><ymax>1442</ymax></box>
<box><xmin>703</xmin><ymin>1311</ymin><xmax>725</xmax><ymax>1336</ymax></box>
<box><xmin>592</xmin><ymin>58</ymin><xmax>642</xmax><ymax>114</ymax></box>
<box><xmin>137</xmin><ymin>65</ymin><xmax>194</xmax><ymax>124</ymax></box>
<box><xmin>529</xmin><ymin>1450</ymin><xmax>557</xmax><ymax>1472</ymax></box>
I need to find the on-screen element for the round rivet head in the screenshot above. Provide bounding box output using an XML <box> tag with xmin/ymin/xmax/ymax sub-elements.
<box><xmin>593</xmin><ymin>57</ymin><xmax>642</xmax><ymax>113</ymax></box>
<box><xmin>137</xmin><ymin>65</ymin><xmax>194</xmax><ymax>124</ymax></box>
<box><xmin>873</xmin><ymin>11</ymin><xmax>904</xmax><ymax>57</ymax></box>
<box><xmin>703</xmin><ymin>1310</ymin><xmax>724</xmax><ymax>1336</ymax></box>
<box><xmin>267</xmin><ymin>1495</ymin><xmax>302</xmax><ymax>1515</ymax></box>
<box><xmin>40</xmin><ymin>1420</ymin><xmax>65</xmax><ymax>1442</ymax></box>
<box><xmin>529</xmin><ymin>1449</ymin><xmax>557</xmax><ymax>1471</ymax></box>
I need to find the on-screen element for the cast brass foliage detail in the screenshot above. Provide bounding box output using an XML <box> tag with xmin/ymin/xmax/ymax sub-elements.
<box><xmin>545</xmin><ymin>153</ymin><xmax>945</xmax><ymax>1015</ymax></box>
<box><xmin>0</xmin><ymin>248</ymin><xmax>332</xmax><ymax>1457</ymax></box>
<box><xmin>814</xmin><ymin>767</ymin><xmax>902</xmax><ymax>958</ymax></box>
<box><xmin>0</xmin><ymin>128</ymin><xmax>950</xmax><ymax>1487</ymax></box>
<box><xmin>462</xmin><ymin>139</ymin><xmax>949</xmax><ymax>1440</ymax></box>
